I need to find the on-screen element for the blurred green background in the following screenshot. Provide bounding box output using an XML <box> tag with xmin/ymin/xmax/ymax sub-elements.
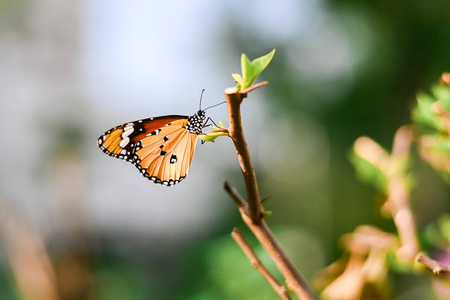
<box><xmin>1</xmin><ymin>0</ymin><xmax>450</xmax><ymax>299</ymax></box>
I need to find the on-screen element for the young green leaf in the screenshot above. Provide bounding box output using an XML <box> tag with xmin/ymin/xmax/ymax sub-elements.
<box><xmin>199</xmin><ymin>131</ymin><xmax>229</xmax><ymax>142</ymax></box>
<box><xmin>234</xmin><ymin>49</ymin><xmax>275</xmax><ymax>91</ymax></box>
<box><xmin>199</xmin><ymin>121</ymin><xmax>228</xmax><ymax>142</ymax></box>
<box><xmin>232</xmin><ymin>73</ymin><xmax>243</xmax><ymax>86</ymax></box>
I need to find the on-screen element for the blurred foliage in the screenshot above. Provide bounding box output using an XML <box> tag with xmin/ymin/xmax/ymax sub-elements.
<box><xmin>413</xmin><ymin>84</ymin><xmax>450</xmax><ymax>181</ymax></box>
<box><xmin>218</xmin><ymin>0</ymin><xmax>450</xmax><ymax>295</ymax></box>
<box><xmin>0</xmin><ymin>268</ymin><xmax>19</xmax><ymax>300</ymax></box>
<box><xmin>412</xmin><ymin>91</ymin><xmax>446</xmax><ymax>135</ymax></box>
<box><xmin>180</xmin><ymin>234</ymin><xmax>281</xmax><ymax>300</ymax></box>
<box><xmin>412</xmin><ymin>85</ymin><xmax>450</xmax><ymax>136</ymax></box>
<box><xmin>225</xmin><ymin>2</ymin><xmax>450</xmax><ymax>260</ymax></box>
<box><xmin>179</xmin><ymin>226</ymin><xmax>323</xmax><ymax>299</ymax></box>
<box><xmin>349</xmin><ymin>145</ymin><xmax>390</xmax><ymax>193</ymax></box>
<box><xmin>422</xmin><ymin>214</ymin><xmax>450</xmax><ymax>251</ymax></box>
<box><xmin>89</xmin><ymin>255</ymin><xmax>153</xmax><ymax>300</ymax></box>
<box><xmin>219</xmin><ymin>0</ymin><xmax>450</xmax><ymax>297</ymax></box>
<box><xmin>315</xmin><ymin>82</ymin><xmax>450</xmax><ymax>299</ymax></box>
<box><xmin>1</xmin><ymin>0</ymin><xmax>450</xmax><ymax>299</ymax></box>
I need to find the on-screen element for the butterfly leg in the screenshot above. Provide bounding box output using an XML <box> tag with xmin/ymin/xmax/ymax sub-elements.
<box><xmin>201</xmin><ymin>117</ymin><xmax>216</xmax><ymax>145</ymax></box>
<box><xmin>203</xmin><ymin>117</ymin><xmax>219</xmax><ymax>128</ymax></box>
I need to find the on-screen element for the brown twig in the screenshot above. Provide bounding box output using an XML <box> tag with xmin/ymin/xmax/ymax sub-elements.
<box><xmin>388</xmin><ymin>125</ymin><xmax>419</xmax><ymax>261</ymax></box>
<box><xmin>231</xmin><ymin>228</ymin><xmax>293</xmax><ymax>300</ymax></box>
<box><xmin>225</xmin><ymin>181</ymin><xmax>317</xmax><ymax>300</ymax></box>
<box><xmin>224</xmin><ymin>87</ymin><xmax>263</xmax><ymax>223</ymax></box>
<box><xmin>224</xmin><ymin>180</ymin><xmax>246</xmax><ymax>207</ymax></box>
<box><xmin>417</xmin><ymin>254</ymin><xmax>450</xmax><ymax>275</ymax></box>
<box><xmin>223</xmin><ymin>82</ymin><xmax>316</xmax><ymax>299</ymax></box>
<box><xmin>353</xmin><ymin>126</ymin><xmax>418</xmax><ymax>262</ymax></box>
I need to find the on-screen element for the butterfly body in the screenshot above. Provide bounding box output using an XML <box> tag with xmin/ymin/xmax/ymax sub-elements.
<box><xmin>98</xmin><ymin>110</ymin><xmax>206</xmax><ymax>186</ymax></box>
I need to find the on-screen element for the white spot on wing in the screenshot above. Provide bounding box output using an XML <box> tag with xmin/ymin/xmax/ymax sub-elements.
<box><xmin>122</xmin><ymin>124</ymin><xmax>135</xmax><ymax>138</ymax></box>
<box><xmin>119</xmin><ymin>137</ymin><xmax>130</xmax><ymax>148</ymax></box>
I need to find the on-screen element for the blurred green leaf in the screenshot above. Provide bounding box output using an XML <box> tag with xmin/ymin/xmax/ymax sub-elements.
<box><xmin>349</xmin><ymin>150</ymin><xmax>388</xmax><ymax>193</ymax></box>
<box><xmin>430</xmin><ymin>137</ymin><xmax>450</xmax><ymax>153</ymax></box>
<box><xmin>421</xmin><ymin>214</ymin><xmax>450</xmax><ymax>250</ymax></box>
<box><xmin>433</xmin><ymin>85</ymin><xmax>450</xmax><ymax>112</ymax></box>
<box><xmin>438</xmin><ymin>214</ymin><xmax>450</xmax><ymax>239</ymax></box>
<box><xmin>385</xmin><ymin>250</ymin><xmax>414</xmax><ymax>273</ymax></box>
<box><xmin>422</xmin><ymin>222</ymin><xmax>443</xmax><ymax>249</ymax></box>
<box><xmin>412</xmin><ymin>92</ymin><xmax>445</xmax><ymax>134</ymax></box>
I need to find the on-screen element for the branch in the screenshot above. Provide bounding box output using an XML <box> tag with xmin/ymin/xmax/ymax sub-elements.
<box><xmin>224</xmin><ymin>180</ymin><xmax>246</xmax><ymax>208</ymax></box>
<box><xmin>231</xmin><ymin>228</ymin><xmax>292</xmax><ymax>300</ymax></box>
<box><xmin>388</xmin><ymin>125</ymin><xmax>419</xmax><ymax>261</ymax></box>
<box><xmin>223</xmin><ymin>82</ymin><xmax>317</xmax><ymax>299</ymax></box>
<box><xmin>353</xmin><ymin>126</ymin><xmax>418</xmax><ymax>261</ymax></box>
<box><xmin>225</xmin><ymin>181</ymin><xmax>317</xmax><ymax>300</ymax></box>
<box><xmin>224</xmin><ymin>87</ymin><xmax>263</xmax><ymax>223</ymax></box>
<box><xmin>417</xmin><ymin>254</ymin><xmax>450</xmax><ymax>275</ymax></box>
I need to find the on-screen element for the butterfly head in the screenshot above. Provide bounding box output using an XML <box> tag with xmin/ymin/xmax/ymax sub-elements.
<box><xmin>197</xmin><ymin>109</ymin><xmax>206</xmax><ymax>118</ymax></box>
<box><xmin>186</xmin><ymin>110</ymin><xmax>206</xmax><ymax>135</ymax></box>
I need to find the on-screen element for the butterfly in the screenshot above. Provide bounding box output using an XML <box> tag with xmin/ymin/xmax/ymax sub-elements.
<box><xmin>98</xmin><ymin>109</ymin><xmax>208</xmax><ymax>186</ymax></box>
<box><xmin>98</xmin><ymin>91</ymin><xmax>224</xmax><ymax>186</ymax></box>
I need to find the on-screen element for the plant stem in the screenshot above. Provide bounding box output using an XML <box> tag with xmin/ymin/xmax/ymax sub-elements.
<box><xmin>225</xmin><ymin>181</ymin><xmax>317</xmax><ymax>300</ymax></box>
<box><xmin>417</xmin><ymin>254</ymin><xmax>450</xmax><ymax>275</ymax></box>
<box><xmin>223</xmin><ymin>84</ymin><xmax>316</xmax><ymax>299</ymax></box>
<box><xmin>232</xmin><ymin>228</ymin><xmax>293</xmax><ymax>300</ymax></box>
<box><xmin>389</xmin><ymin>125</ymin><xmax>418</xmax><ymax>261</ymax></box>
<box><xmin>224</xmin><ymin>86</ymin><xmax>263</xmax><ymax>223</ymax></box>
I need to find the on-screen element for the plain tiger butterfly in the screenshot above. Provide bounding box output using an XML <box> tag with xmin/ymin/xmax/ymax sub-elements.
<box><xmin>98</xmin><ymin>91</ymin><xmax>222</xmax><ymax>186</ymax></box>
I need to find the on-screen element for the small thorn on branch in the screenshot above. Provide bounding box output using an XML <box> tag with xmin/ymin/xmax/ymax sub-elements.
<box><xmin>261</xmin><ymin>193</ymin><xmax>273</xmax><ymax>204</ymax></box>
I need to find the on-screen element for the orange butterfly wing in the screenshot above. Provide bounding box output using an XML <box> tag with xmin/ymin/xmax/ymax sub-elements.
<box><xmin>98</xmin><ymin>115</ymin><xmax>185</xmax><ymax>156</ymax></box>
<box><xmin>98</xmin><ymin>113</ymin><xmax>203</xmax><ymax>186</ymax></box>
<box><xmin>136</xmin><ymin>119</ymin><xmax>198</xmax><ymax>185</ymax></box>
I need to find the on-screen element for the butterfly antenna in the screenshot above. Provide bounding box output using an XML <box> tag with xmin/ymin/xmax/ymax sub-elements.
<box><xmin>203</xmin><ymin>101</ymin><xmax>226</xmax><ymax>111</ymax></box>
<box><xmin>199</xmin><ymin>89</ymin><xmax>206</xmax><ymax>111</ymax></box>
